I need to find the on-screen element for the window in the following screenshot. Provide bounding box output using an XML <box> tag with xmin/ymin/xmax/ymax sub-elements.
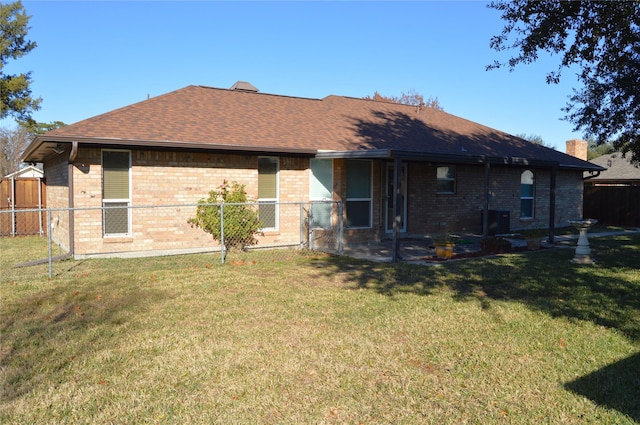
<box><xmin>309</xmin><ymin>158</ymin><xmax>333</xmax><ymax>229</ymax></box>
<box><xmin>437</xmin><ymin>166</ymin><xmax>456</xmax><ymax>194</ymax></box>
<box><xmin>102</xmin><ymin>150</ymin><xmax>131</xmax><ymax>236</ymax></box>
<box><xmin>258</xmin><ymin>157</ymin><xmax>278</xmax><ymax>229</ymax></box>
<box><xmin>346</xmin><ymin>159</ymin><xmax>372</xmax><ymax>228</ymax></box>
<box><xmin>520</xmin><ymin>170</ymin><xmax>534</xmax><ymax>218</ymax></box>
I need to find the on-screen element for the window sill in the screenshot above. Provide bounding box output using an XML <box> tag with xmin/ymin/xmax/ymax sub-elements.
<box><xmin>103</xmin><ymin>237</ymin><xmax>133</xmax><ymax>243</ymax></box>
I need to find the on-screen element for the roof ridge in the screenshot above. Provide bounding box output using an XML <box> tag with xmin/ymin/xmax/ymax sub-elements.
<box><xmin>195</xmin><ymin>84</ymin><xmax>323</xmax><ymax>102</ymax></box>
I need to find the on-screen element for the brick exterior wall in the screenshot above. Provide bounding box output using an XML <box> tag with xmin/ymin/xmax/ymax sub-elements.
<box><xmin>405</xmin><ymin>164</ymin><xmax>583</xmax><ymax>235</ymax></box>
<box><xmin>63</xmin><ymin>148</ymin><xmax>312</xmax><ymax>256</ymax></box>
<box><xmin>46</xmin><ymin>148</ymin><xmax>585</xmax><ymax>256</ymax></box>
<box><xmin>566</xmin><ymin>139</ymin><xmax>588</xmax><ymax>161</ymax></box>
<box><xmin>44</xmin><ymin>154</ymin><xmax>71</xmax><ymax>251</ymax></box>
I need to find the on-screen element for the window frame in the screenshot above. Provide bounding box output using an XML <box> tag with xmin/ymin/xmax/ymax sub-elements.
<box><xmin>345</xmin><ymin>159</ymin><xmax>373</xmax><ymax>229</ymax></box>
<box><xmin>258</xmin><ymin>156</ymin><xmax>279</xmax><ymax>231</ymax></box>
<box><xmin>520</xmin><ymin>169</ymin><xmax>535</xmax><ymax>219</ymax></box>
<box><xmin>309</xmin><ymin>158</ymin><xmax>333</xmax><ymax>229</ymax></box>
<box><xmin>102</xmin><ymin>149</ymin><xmax>132</xmax><ymax>237</ymax></box>
<box><xmin>436</xmin><ymin>165</ymin><xmax>456</xmax><ymax>194</ymax></box>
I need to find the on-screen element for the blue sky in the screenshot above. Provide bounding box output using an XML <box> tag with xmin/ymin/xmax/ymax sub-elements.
<box><xmin>4</xmin><ymin>0</ymin><xmax>586</xmax><ymax>152</ymax></box>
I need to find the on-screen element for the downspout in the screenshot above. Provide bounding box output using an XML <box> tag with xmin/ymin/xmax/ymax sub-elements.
<box><xmin>584</xmin><ymin>170</ymin><xmax>601</xmax><ymax>180</ymax></box>
<box><xmin>67</xmin><ymin>141</ymin><xmax>78</xmax><ymax>256</ymax></box>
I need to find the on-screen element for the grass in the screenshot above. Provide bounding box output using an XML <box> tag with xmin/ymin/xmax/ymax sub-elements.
<box><xmin>1</xmin><ymin>234</ymin><xmax>639</xmax><ymax>424</ymax></box>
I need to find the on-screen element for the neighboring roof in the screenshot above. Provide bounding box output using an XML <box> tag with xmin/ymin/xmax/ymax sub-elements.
<box><xmin>22</xmin><ymin>84</ymin><xmax>603</xmax><ymax>171</ymax></box>
<box><xmin>2</xmin><ymin>165</ymin><xmax>44</xmax><ymax>180</ymax></box>
<box><xmin>586</xmin><ymin>152</ymin><xmax>640</xmax><ymax>181</ymax></box>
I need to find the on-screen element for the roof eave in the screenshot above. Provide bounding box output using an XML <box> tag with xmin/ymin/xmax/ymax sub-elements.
<box><xmin>22</xmin><ymin>135</ymin><xmax>318</xmax><ymax>162</ymax></box>
<box><xmin>316</xmin><ymin>149</ymin><xmax>606</xmax><ymax>171</ymax></box>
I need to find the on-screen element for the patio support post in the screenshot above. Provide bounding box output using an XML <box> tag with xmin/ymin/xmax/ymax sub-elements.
<box><xmin>391</xmin><ymin>157</ymin><xmax>402</xmax><ymax>263</ymax></box>
<box><xmin>548</xmin><ymin>165</ymin><xmax>557</xmax><ymax>244</ymax></box>
<box><xmin>482</xmin><ymin>160</ymin><xmax>490</xmax><ymax>238</ymax></box>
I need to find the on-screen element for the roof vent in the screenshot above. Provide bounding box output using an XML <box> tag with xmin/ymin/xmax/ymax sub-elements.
<box><xmin>230</xmin><ymin>81</ymin><xmax>259</xmax><ymax>92</ymax></box>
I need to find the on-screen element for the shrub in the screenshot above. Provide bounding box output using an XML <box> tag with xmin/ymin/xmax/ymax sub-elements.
<box><xmin>481</xmin><ymin>236</ymin><xmax>512</xmax><ymax>254</ymax></box>
<box><xmin>188</xmin><ymin>181</ymin><xmax>263</xmax><ymax>250</ymax></box>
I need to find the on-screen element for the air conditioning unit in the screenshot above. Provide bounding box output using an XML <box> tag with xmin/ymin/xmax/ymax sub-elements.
<box><xmin>482</xmin><ymin>209</ymin><xmax>510</xmax><ymax>235</ymax></box>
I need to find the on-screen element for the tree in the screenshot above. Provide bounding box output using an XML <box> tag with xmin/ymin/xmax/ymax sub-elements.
<box><xmin>586</xmin><ymin>138</ymin><xmax>616</xmax><ymax>160</ymax></box>
<box><xmin>21</xmin><ymin>119</ymin><xmax>66</xmax><ymax>135</ymax></box>
<box><xmin>1</xmin><ymin>1</ymin><xmax>41</xmax><ymax>122</ymax></box>
<box><xmin>0</xmin><ymin>125</ymin><xmax>30</xmax><ymax>176</ymax></box>
<box><xmin>488</xmin><ymin>1</ymin><xmax>640</xmax><ymax>163</ymax></box>
<box><xmin>0</xmin><ymin>121</ymin><xmax>65</xmax><ymax>176</ymax></box>
<box><xmin>515</xmin><ymin>133</ymin><xmax>553</xmax><ymax>148</ymax></box>
<box><xmin>188</xmin><ymin>181</ymin><xmax>263</xmax><ymax>251</ymax></box>
<box><xmin>364</xmin><ymin>89</ymin><xmax>444</xmax><ymax>111</ymax></box>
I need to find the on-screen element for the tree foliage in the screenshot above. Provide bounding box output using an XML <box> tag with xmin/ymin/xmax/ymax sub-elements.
<box><xmin>587</xmin><ymin>138</ymin><xmax>616</xmax><ymax>160</ymax></box>
<box><xmin>0</xmin><ymin>121</ymin><xmax>65</xmax><ymax>176</ymax></box>
<box><xmin>515</xmin><ymin>133</ymin><xmax>552</xmax><ymax>148</ymax></box>
<box><xmin>364</xmin><ymin>89</ymin><xmax>444</xmax><ymax>111</ymax></box>
<box><xmin>21</xmin><ymin>120</ymin><xmax>66</xmax><ymax>135</ymax></box>
<box><xmin>0</xmin><ymin>125</ymin><xmax>29</xmax><ymax>176</ymax></box>
<box><xmin>1</xmin><ymin>1</ymin><xmax>40</xmax><ymax>122</ymax></box>
<box><xmin>488</xmin><ymin>0</ymin><xmax>640</xmax><ymax>163</ymax></box>
<box><xmin>188</xmin><ymin>181</ymin><xmax>263</xmax><ymax>251</ymax></box>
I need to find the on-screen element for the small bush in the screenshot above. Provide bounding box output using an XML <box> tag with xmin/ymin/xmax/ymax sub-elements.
<box><xmin>189</xmin><ymin>181</ymin><xmax>263</xmax><ymax>250</ymax></box>
<box><xmin>481</xmin><ymin>236</ymin><xmax>512</xmax><ymax>254</ymax></box>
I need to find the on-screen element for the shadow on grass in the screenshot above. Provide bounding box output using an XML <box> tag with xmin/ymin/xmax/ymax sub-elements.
<box><xmin>0</xmin><ymin>278</ymin><xmax>168</xmax><ymax>402</ymax></box>
<box><xmin>309</xmin><ymin>234</ymin><xmax>640</xmax><ymax>341</ymax></box>
<box><xmin>309</xmin><ymin>234</ymin><xmax>640</xmax><ymax>419</ymax></box>
<box><xmin>565</xmin><ymin>351</ymin><xmax>640</xmax><ymax>422</ymax></box>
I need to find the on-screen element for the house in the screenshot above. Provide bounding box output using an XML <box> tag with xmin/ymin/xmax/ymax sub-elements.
<box><xmin>0</xmin><ymin>165</ymin><xmax>46</xmax><ymax>236</ymax></box>
<box><xmin>21</xmin><ymin>82</ymin><xmax>604</xmax><ymax>260</ymax></box>
<box><xmin>582</xmin><ymin>152</ymin><xmax>640</xmax><ymax>226</ymax></box>
<box><xmin>584</xmin><ymin>152</ymin><xmax>640</xmax><ymax>187</ymax></box>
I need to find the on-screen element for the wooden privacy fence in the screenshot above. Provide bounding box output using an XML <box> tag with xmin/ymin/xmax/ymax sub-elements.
<box><xmin>584</xmin><ymin>186</ymin><xmax>640</xmax><ymax>227</ymax></box>
<box><xmin>0</xmin><ymin>177</ymin><xmax>47</xmax><ymax>236</ymax></box>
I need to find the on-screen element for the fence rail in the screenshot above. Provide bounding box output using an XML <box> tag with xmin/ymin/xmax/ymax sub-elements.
<box><xmin>584</xmin><ymin>186</ymin><xmax>640</xmax><ymax>227</ymax></box>
<box><xmin>0</xmin><ymin>201</ymin><xmax>343</xmax><ymax>278</ymax></box>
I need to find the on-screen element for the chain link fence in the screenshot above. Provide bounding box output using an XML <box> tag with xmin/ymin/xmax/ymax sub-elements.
<box><xmin>0</xmin><ymin>201</ymin><xmax>343</xmax><ymax>278</ymax></box>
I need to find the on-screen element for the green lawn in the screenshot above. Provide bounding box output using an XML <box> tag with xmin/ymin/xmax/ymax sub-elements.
<box><xmin>1</xmin><ymin>234</ymin><xmax>639</xmax><ymax>424</ymax></box>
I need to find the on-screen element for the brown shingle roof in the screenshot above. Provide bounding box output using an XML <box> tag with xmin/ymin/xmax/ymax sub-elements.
<box><xmin>587</xmin><ymin>152</ymin><xmax>640</xmax><ymax>181</ymax></box>
<box><xmin>23</xmin><ymin>84</ymin><xmax>603</xmax><ymax>171</ymax></box>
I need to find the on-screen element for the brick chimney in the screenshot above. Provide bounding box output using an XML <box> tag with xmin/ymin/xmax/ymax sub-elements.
<box><xmin>566</xmin><ymin>139</ymin><xmax>588</xmax><ymax>161</ymax></box>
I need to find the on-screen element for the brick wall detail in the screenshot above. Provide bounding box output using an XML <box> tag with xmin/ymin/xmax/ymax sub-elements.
<box><xmin>49</xmin><ymin>147</ymin><xmax>585</xmax><ymax>255</ymax></box>
<box><xmin>68</xmin><ymin>149</ymin><xmax>311</xmax><ymax>255</ymax></box>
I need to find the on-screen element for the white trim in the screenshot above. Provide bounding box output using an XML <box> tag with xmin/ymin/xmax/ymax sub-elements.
<box><xmin>520</xmin><ymin>169</ymin><xmax>535</xmax><ymax>219</ymax></box>
<box><xmin>102</xmin><ymin>149</ymin><xmax>132</xmax><ymax>236</ymax></box>
<box><xmin>258</xmin><ymin>156</ymin><xmax>279</xmax><ymax>230</ymax></box>
<box><xmin>385</xmin><ymin>162</ymin><xmax>407</xmax><ymax>233</ymax></box>
<box><xmin>345</xmin><ymin>159</ymin><xmax>373</xmax><ymax>229</ymax></box>
<box><xmin>436</xmin><ymin>165</ymin><xmax>456</xmax><ymax>194</ymax></box>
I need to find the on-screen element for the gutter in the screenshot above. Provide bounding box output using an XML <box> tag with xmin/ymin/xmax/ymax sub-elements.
<box><xmin>583</xmin><ymin>170</ymin><xmax>602</xmax><ymax>180</ymax></box>
<box><xmin>23</xmin><ymin>135</ymin><xmax>318</xmax><ymax>162</ymax></box>
<box><xmin>316</xmin><ymin>149</ymin><xmax>563</xmax><ymax>168</ymax></box>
